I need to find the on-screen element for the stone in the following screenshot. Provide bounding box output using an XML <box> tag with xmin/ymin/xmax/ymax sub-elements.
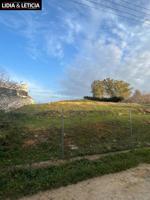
<box><xmin>0</xmin><ymin>83</ymin><xmax>34</xmax><ymax>111</ymax></box>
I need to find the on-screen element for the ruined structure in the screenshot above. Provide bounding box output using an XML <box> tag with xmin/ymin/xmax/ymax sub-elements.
<box><xmin>0</xmin><ymin>83</ymin><xmax>34</xmax><ymax>111</ymax></box>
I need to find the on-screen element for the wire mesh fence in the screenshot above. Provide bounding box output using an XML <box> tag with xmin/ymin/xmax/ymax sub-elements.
<box><xmin>0</xmin><ymin>106</ymin><xmax>150</xmax><ymax>170</ymax></box>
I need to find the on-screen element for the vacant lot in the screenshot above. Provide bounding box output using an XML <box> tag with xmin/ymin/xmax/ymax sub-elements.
<box><xmin>0</xmin><ymin>100</ymin><xmax>150</xmax><ymax>168</ymax></box>
<box><xmin>0</xmin><ymin>100</ymin><xmax>150</xmax><ymax>200</ymax></box>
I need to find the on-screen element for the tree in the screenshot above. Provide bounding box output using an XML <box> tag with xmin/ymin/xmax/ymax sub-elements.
<box><xmin>131</xmin><ymin>90</ymin><xmax>142</xmax><ymax>102</ymax></box>
<box><xmin>127</xmin><ymin>90</ymin><xmax>150</xmax><ymax>104</ymax></box>
<box><xmin>91</xmin><ymin>80</ymin><xmax>104</xmax><ymax>98</ymax></box>
<box><xmin>0</xmin><ymin>69</ymin><xmax>9</xmax><ymax>87</ymax></box>
<box><xmin>0</xmin><ymin>69</ymin><xmax>17</xmax><ymax>89</ymax></box>
<box><xmin>91</xmin><ymin>78</ymin><xmax>132</xmax><ymax>99</ymax></box>
<box><xmin>103</xmin><ymin>78</ymin><xmax>116</xmax><ymax>97</ymax></box>
<box><xmin>113</xmin><ymin>80</ymin><xmax>132</xmax><ymax>99</ymax></box>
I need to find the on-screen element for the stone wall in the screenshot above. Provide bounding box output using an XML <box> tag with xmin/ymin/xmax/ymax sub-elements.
<box><xmin>0</xmin><ymin>84</ymin><xmax>34</xmax><ymax>111</ymax></box>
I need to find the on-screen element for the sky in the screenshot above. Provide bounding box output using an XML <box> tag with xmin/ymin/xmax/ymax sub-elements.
<box><xmin>0</xmin><ymin>0</ymin><xmax>150</xmax><ymax>102</ymax></box>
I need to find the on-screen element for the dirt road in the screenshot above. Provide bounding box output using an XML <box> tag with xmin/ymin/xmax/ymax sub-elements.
<box><xmin>21</xmin><ymin>164</ymin><xmax>150</xmax><ymax>200</ymax></box>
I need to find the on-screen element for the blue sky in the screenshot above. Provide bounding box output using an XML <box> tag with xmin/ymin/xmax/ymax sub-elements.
<box><xmin>0</xmin><ymin>0</ymin><xmax>150</xmax><ymax>102</ymax></box>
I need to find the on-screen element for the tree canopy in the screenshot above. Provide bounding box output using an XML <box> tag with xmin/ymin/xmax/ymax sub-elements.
<box><xmin>91</xmin><ymin>78</ymin><xmax>132</xmax><ymax>99</ymax></box>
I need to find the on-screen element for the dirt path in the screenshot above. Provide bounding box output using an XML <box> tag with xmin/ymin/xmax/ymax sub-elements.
<box><xmin>8</xmin><ymin>148</ymin><xmax>150</xmax><ymax>171</ymax></box>
<box><xmin>21</xmin><ymin>164</ymin><xmax>150</xmax><ymax>200</ymax></box>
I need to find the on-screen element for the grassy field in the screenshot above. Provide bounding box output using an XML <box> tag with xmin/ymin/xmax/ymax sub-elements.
<box><xmin>0</xmin><ymin>100</ymin><xmax>150</xmax><ymax>199</ymax></box>
<box><xmin>0</xmin><ymin>100</ymin><xmax>150</xmax><ymax>169</ymax></box>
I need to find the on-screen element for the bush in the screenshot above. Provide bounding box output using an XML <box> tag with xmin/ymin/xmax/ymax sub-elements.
<box><xmin>84</xmin><ymin>96</ymin><xmax>124</xmax><ymax>102</ymax></box>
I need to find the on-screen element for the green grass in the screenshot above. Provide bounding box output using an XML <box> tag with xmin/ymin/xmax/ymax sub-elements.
<box><xmin>0</xmin><ymin>100</ymin><xmax>150</xmax><ymax>168</ymax></box>
<box><xmin>0</xmin><ymin>101</ymin><xmax>150</xmax><ymax>199</ymax></box>
<box><xmin>0</xmin><ymin>147</ymin><xmax>150</xmax><ymax>200</ymax></box>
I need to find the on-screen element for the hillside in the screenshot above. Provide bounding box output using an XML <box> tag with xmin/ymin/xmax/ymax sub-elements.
<box><xmin>0</xmin><ymin>100</ymin><xmax>150</xmax><ymax>167</ymax></box>
<box><xmin>0</xmin><ymin>100</ymin><xmax>150</xmax><ymax>199</ymax></box>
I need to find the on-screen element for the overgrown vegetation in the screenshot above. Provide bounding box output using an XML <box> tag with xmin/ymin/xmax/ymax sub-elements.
<box><xmin>0</xmin><ymin>100</ymin><xmax>149</xmax><ymax>199</ymax></box>
<box><xmin>91</xmin><ymin>78</ymin><xmax>132</xmax><ymax>99</ymax></box>
<box><xmin>0</xmin><ymin>147</ymin><xmax>150</xmax><ymax>200</ymax></box>
<box><xmin>90</xmin><ymin>78</ymin><xmax>150</xmax><ymax>104</ymax></box>
<box><xmin>84</xmin><ymin>96</ymin><xmax>123</xmax><ymax>102</ymax></box>
<box><xmin>0</xmin><ymin>101</ymin><xmax>149</xmax><ymax>168</ymax></box>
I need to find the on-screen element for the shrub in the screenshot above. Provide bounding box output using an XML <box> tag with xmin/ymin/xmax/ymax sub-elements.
<box><xmin>84</xmin><ymin>96</ymin><xmax>124</xmax><ymax>102</ymax></box>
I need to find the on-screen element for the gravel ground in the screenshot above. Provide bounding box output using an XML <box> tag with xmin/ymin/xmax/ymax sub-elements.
<box><xmin>21</xmin><ymin>164</ymin><xmax>150</xmax><ymax>200</ymax></box>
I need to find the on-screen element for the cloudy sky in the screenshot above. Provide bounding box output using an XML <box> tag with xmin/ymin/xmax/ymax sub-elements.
<box><xmin>0</xmin><ymin>0</ymin><xmax>150</xmax><ymax>102</ymax></box>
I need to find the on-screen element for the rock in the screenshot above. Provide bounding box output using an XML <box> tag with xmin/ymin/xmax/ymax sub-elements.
<box><xmin>69</xmin><ymin>144</ymin><xmax>79</xmax><ymax>150</ymax></box>
<box><xmin>0</xmin><ymin>83</ymin><xmax>34</xmax><ymax>111</ymax></box>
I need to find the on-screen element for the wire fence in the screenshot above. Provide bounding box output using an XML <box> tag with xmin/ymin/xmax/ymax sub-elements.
<box><xmin>0</xmin><ymin>107</ymin><xmax>150</xmax><ymax>169</ymax></box>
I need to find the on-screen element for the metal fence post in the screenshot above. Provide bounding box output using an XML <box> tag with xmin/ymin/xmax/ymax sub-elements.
<box><xmin>129</xmin><ymin>109</ymin><xmax>133</xmax><ymax>149</ymax></box>
<box><xmin>61</xmin><ymin>109</ymin><xmax>64</xmax><ymax>159</ymax></box>
<box><xmin>129</xmin><ymin>109</ymin><xmax>133</xmax><ymax>137</ymax></box>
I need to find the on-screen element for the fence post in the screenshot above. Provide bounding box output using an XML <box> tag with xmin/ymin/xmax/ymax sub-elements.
<box><xmin>61</xmin><ymin>109</ymin><xmax>64</xmax><ymax>159</ymax></box>
<box><xmin>129</xmin><ymin>109</ymin><xmax>133</xmax><ymax>137</ymax></box>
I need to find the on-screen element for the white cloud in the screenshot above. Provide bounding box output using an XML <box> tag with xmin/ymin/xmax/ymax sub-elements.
<box><xmin>46</xmin><ymin>35</ymin><xmax>64</xmax><ymax>58</ymax></box>
<box><xmin>0</xmin><ymin>0</ymin><xmax>150</xmax><ymax>100</ymax></box>
<box><xmin>62</xmin><ymin>41</ymin><xmax>122</xmax><ymax>96</ymax></box>
<box><xmin>62</xmin><ymin>0</ymin><xmax>150</xmax><ymax>96</ymax></box>
<box><xmin>0</xmin><ymin>9</ymin><xmax>79</xmax><ymax>59</ymax></box>
<box><xmin>117</xmin><ymin>51</ymin><xmax>150</xmax><ymax>92</ymax></box>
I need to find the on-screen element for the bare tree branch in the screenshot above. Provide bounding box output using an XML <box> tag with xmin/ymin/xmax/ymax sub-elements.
<box><xmin>0</xmin><ymin>69</ymin><xmax>18</xmax><ymax>89</ymax></box>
